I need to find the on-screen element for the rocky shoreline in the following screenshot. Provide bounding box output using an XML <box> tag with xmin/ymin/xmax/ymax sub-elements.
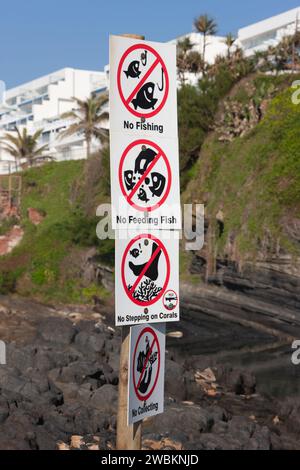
<box><xmin>0</xmin><ymin>284</ymin><xmax>300</xmax><ymax>450</ymax></box>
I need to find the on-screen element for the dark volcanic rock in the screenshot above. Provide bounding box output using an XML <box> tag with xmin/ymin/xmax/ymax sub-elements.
<box><xmin>1</xmin><ymin>293</ymin><xmax>300</xmax><ymax>450</ymax></box>
<box><xmin>90</xmin><ymin>384</ymin><xmax>118</xmax><ymax>414</ymax></box>
<box><xmin>145</xmin><ymin>402</ymin><xmax>212</xmax><ymax>437</ymax></box>
<box><xmin>39</xmin><ymin>317</ymin><xmax>77</xmax><ymax>345</ymax></box>
<box><xmin>216</xmin><ymin>366</ymin><xmax>256</xmax><ymax>395</ymax></box>
<box><xmin>165</xmin><ymin>359</ymin><xmax>187</xmax><ymax>401</ymax></box>
<box><xmin>279</xmin><ymin>397</ymin><xmax>300</xmax><ymax>434</ymax></box>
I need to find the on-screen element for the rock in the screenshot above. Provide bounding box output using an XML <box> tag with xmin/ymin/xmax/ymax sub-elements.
<box><xmin>27</xmin><ymin>208</ymin><xmax>45</xmax><ymax>225</ymax></box>
<box><xmin>57</xmin><ymin>441</ymin><xmax>70</xmax><ymax>451</ymax></box>
<box><xmin>39</xmin><ymin>317</ymin><xmax>77</xmax><ymax>345</ymax></box>
<box><xmin>70</xmin><ymin>435</ymin><xmax>84</xmax><ymax>449</ymax></box>
<box><xmin>143</xmin><ymin>436</ymin><xmax>184</xmax><ymax>450</ymax></box>
<box><xmin>0</xmin><ymin>294</ymin><xmax>298</xmax><ymax>450</ymax></box>
<box><xmin>279</xmin><ymin>397</ymin><xmax>300</xmax><ymax>434</ymax></box>
<box><xmin>248</xmin><ymin>426</ymin><xmax>271</xmax><ymax>450</ymax></box>
<box><xmin>165</xmin><ymin>359</ymin><xmax>187</xmax><ymax>401</ymax></box>
<box><xmin>145</xmin><ymin>403</ymin><xmax>212</xmax><ymax>437</ymax></box>
<box><xmin>216</xmin><ymin>366</ymin><xmax>256</xmax><ymax>395</ymax></box>
<box><xmin>75</xmin><ymin>331</ymin><xmax>105</xmax><ymax>354</ymax></box>
<box><xmin>35</xmin><ymin>428</ymin><xmax>57</xmax><ymax>450</ymax></box>
<box><xmin>90</xmin><ymin>385</ymin><xmax>118</xmax><ymax>414</ymax></box>
<box><xmin>0</xmin><ymin>226</ymin><xmax>24</xmax><ymax>256</ymax></box>
<box><xmin>0</xmin><ymin>405</ymin><xmax>9</xmax><ymax>424</ymax></box>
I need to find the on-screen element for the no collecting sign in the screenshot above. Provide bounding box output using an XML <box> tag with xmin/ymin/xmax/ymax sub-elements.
<box><xmin>128</xmin><ymin>323</ymin><xmax>165</xmax><ymax>425</ymax></box>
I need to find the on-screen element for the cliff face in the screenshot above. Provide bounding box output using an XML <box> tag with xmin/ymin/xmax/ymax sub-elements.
<box><xmin>177</xmin><ymin>74</ymin><xmax>300</xmax><ymax>380</ymax></box>
<box><xmin>184</xmin><ymin>75</ymin><xmax>300</xmax><ymax>267</ymax></box>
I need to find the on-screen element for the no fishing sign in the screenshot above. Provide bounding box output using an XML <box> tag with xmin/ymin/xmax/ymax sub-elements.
<box><xmin>128</xmin><ymin>323</ymin><xmax>165</xmax><ymax>424</ymax></box>
<box><xmin>109</xmin><ymin>35</ymin><xmax>178</xmax><ymax>139</ymax></box>
<box><xmin>115</xmin><ymin>232</ymin><xmax>179</xmax><ymax>326</ymax></box>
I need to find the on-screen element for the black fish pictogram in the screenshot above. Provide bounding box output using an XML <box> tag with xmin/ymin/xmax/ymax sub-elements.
<box><xmin>124</xmin><ymin>60</ymin><xmax>141</xmax><ymax>79</ymax></box>
<box><xmin>132</xmin><ymin>82</ymin><xmax>158</xmax><ymax>110</ymax></box>
<box><xmin>129</xmin><ymin>242</ymin><xmax>161</xmax><ymax>281</ymax></box>
<box><xmin>130</xmin><ymin>248</ymin><xmax>140</xmax><ymax>258</ymax></box>
<box><xmin>149</xmin><ymin>172</ymin><xmax>166</xmax><ymax>198</ymax></box>
<box><xmin>124</xmin><ymin>170</ymin><xmax>135</xmax><ymax>191</ymax></box>
<box><xmin>134</xmin><ymin>147</ymin><xmax>157</xmax><ymax>175</ymax></box>
<box><xmin>137</xmin><ymin>187</ymin><xmax>150</xmax><ymax>203</ymax></box>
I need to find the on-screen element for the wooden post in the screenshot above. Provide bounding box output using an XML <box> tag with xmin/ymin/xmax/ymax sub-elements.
<box><xmin>116</xmin><ymin>326</ymin><xmax>142</xmax><ymax>450</ymax></box>
<box><xmin>116</xmin><ymin>33</ymin><xmax>144</xmax><ymax>451</ymax></box>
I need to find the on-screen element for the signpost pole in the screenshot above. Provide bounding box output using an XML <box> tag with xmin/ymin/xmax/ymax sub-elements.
<box><xmin>116</xmin><ymin>34</ymin><xmax>145</xmax><ymax>451</ymax></box>
<box><xmin>112</xmin><ymin>32</ymin><xmax>179</xmax><ymax>449</ymax></box>
<box><xmin>117</xmin><ymin>326</ymin><xmax>142</xmax><ymax>450</ymax></box>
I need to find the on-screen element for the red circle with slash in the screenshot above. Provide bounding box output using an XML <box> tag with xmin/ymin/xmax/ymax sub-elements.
<box><xmin>163</xmin><ymin>289</ymin><xmax>178</xmax><ymax>311</ymax></box>
<box><xmin>121</xmin><ymin>233</ymin><xmax>170</xmax><ymax>307</ymax></box>
<box><xmin>119</xmin><ymin>139</ymin><xmax>172</xmax><ymax>212</ymax></box>
<box><xmin>133</xmin><ymin>326</ymin><xmax>161</xmax><ymax>401</ymax></box>
<box><xmin>117</xmin><ymin>43</ymin><xmax>169</xmax><ymax>118</ymax></box>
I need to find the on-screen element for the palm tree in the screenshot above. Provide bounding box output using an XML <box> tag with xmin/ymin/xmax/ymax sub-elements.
<box><xmin>177</xmin><ymin>37</ymin><xmax>203</xmax><ymax>84</ymax></box>
<box><xmin>194</xmin><ymin>14</ymin><xmax>217</xmax><ymax>73</ymax></box>
<box><xmin>177</xmin><ymin>37</ymin><xmax>194</xmax><ymax>85</ymax></box>
<box><xmin>61</xmin><ymin>94</ymin><xmax>109</xmax><ymax>159</ymax></box>
<box><xmin>224</xmin><ymin>33</ymin><xmax>236</xmax><ymax>59</ymax></box>
<box><xmin>1</xmin><ymin>127</ymin><xmax>50</xmax><ymax>169</ymax></box>
<box><xmin>186</xmin><ymin>50</ymin><xmax>204</xmax><ymax>75</ymax></box>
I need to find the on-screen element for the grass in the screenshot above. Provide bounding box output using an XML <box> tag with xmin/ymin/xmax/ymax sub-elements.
<box><xmin>0</xmin><ymin>160</ymin><xmax>111</xmax><ymax>303</ymax></box>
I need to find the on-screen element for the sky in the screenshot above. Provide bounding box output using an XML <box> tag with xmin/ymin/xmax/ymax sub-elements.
<box><xmin>0</xmin><ymin>0</ymin><xmax>299</xmax><ymax>88</ymax></box>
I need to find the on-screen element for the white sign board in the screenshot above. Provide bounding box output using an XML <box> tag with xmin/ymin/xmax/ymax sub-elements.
<box><xmin>110</xmin><ymin>133</ymin><xmax>181</xmax><ymax>230</ymax></box>
<box><xmin>109</xmin><ymin>35</ymin><xmax>180</xmax><ymax>231</ymax></box>
<box><xmin>115</xmin><ymin>231</ymin><xmax>179</xmax><ymax>326</ymax></box>
<box><xmin>128</xmin><ymin>323</ymin><xmax>165</xmax><ymax>424</ymax></box>
<box><xmin>109</xmin><ymin>35</ymin><xmax>178</xmax><ymax>139</ymax></box>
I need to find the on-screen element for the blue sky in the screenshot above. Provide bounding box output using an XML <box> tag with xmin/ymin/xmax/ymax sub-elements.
<box><xmin>1</xmin><ymin>0</ymin><xmax>299</xmax><ymax>88</ymax></box>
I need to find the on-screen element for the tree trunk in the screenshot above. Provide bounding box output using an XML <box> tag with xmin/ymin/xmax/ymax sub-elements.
<box><xmin>86</xmin><ymin>137</ymin><xmax>91</xmax><ymax>159</ymax></box>
<box><xmin>202</xmin><ymin>34</ymin><xmax>207</xmax><ymax>75</ymax></box>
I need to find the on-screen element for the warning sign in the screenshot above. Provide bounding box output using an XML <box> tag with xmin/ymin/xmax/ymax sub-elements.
<box><xmin>119</xmin><ymin>139</ymin><xmax>171</xmax><ymax>212</ymax></box>
<box><xmin>110</xmin><ymin>134</ymin><xmax>181</xmax><ymax>230</ymax></box>
<box><xmin>115</xmin><ymin>231</ymin><xmax>179</xmax><ymax>326</ymax></box>
<box><xmin>117</xmin><ymin>43</ymin><xmax>169</xmax><ymax>119</ymax></box>
<box><xmin>110</xmin><ymin>35</ymin><xmax>178</xmax><ymax>139</ymax></box>
<box><xmin>128</xmin><ymin>323</ymin><xmax>165</xmax><ymax>424</ymax></box>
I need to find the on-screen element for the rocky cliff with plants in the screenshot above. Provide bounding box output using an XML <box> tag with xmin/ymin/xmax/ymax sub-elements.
<box><xmin>1</xmin><ymin>28</ymin><xmax>300</xmax><ymax>451</ymax></box>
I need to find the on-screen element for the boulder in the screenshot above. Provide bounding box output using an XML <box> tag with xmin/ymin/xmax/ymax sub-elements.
<box><xmin>90</xmin><ymin>384</ymin><xmax>118</xmax><ymax>414</ymax></box>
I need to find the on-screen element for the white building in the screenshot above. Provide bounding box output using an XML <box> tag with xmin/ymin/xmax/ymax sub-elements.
<box><xmin>1</xmin><ymin>7</ymin><xmax>299</xmax><ymax>175</ymax></box>
<box><xmin>238</xmin><ymin>7</ymin><xmax>300</xmax><ymax>56</ymax></box>
<box><xmin>0</xmin><ymin>68</ymin><xmax>108</xmax><ymax>174</ymax></box>
<box><xmin>169</xmin><ymin>32</ymin><xmax>228</xmax><ymax>86</ymax></box>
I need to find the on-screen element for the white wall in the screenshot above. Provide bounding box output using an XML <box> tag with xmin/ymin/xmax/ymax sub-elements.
<box><xmin>0</xmin><ymin>68</ymin><xmax>108</xmax><ymax>173</ymax></box>
<box><xmin>238</xmin><ymin>7</ymin><xmax>300</xmax><ymax>55</ymax></box>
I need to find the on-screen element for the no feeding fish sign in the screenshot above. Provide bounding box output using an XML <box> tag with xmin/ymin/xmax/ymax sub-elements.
<box><xmin>110</xmin><ymin>35</ymin><xmax>178</xmax><ymax>139</ymax></box>
<box><xmin>110</xmin><ymin>134</ymin><xmax>181</xmax><ymax>230</ymax></box>
<box><xmin>128</xmin><ymin>323</ymin><xmax>165</xmax><ymax>424</ymax></box>
<box><xmin>115</xmin><ymin>232</ymin><xmax>179</xmax><ymax>326</ymax></box>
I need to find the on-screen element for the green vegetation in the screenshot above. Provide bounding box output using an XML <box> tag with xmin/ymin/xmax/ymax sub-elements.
<box><xmin>0</xmin><ymin>127</ymin><xmax>52</xmax><ymax>170</ymax></box>
<box><xmin>1</xmin><ymin>15</ymin><xmax>300</xmax><ymax>301</ymax></box>
<box><xmin>178</xmin><ymin>62</ymin><xmax>252</xmax><ymax>188</ymax></box>
<box><xmin>61</xmin><ymin>94</ymin><xmax>109</xmax><ymax>159</ymax></box>
<box><xmin>0</xmin><ymin>159</ymin><xmax>112</xmax><ymax>302</ymax></box>
<box><xmin>0</xmin><ymin>216</ymin><xmax>19</xmax><ymax>236</ymax></box>
<box><xmin>184</xmin><ymin>75</ymin><xmax>300</xmax><ymax>262</ymax></box>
